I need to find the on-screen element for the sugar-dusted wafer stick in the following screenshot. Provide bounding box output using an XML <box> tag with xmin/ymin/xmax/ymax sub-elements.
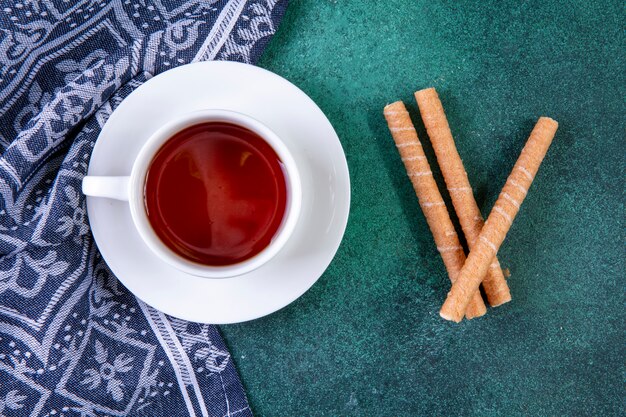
<box><xmin>414</xmin><ymin>88</ymin><xmax>511</xmax><ymax>307</ymax></box>
<box><xmin>384</xmin><ymin>101</ymin><xmax>487</xmax><ymax>319</ymax></box>
<box><xmin>440</xmin><ymin>117</ymin><xmax>558</xmax><ymax>322</ymax></box>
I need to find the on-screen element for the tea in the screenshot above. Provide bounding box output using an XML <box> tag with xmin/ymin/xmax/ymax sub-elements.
<box><xmin>144</xmin><ymin>122</ymin><xmax>287</xmax><ymax>266</ymax></box>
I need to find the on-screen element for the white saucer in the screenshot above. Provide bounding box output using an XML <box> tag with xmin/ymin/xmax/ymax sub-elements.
<box><xmin>86</xmin><ymin>62</ymin><xmax>350</xmax><ymax>324</ymax></box>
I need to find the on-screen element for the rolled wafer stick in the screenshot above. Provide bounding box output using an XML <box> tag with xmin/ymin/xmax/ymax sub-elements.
<box><xmin>384</xmin><ymin>101</ymin><xmax>487</xmax><ymax>319</ymax></box>
<box><xmin>415</xmin><ymin>88</ymin><xmax>511</xmax><ymax>307</ymax></box>
<box><xmin>440</xmin><ymin>117</ymin><xmax>558</xmax><ymax>322</ymax></box>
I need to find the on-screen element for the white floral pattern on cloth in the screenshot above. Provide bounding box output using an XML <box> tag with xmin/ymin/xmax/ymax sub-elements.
<box><xmin>0</xmin><ymin>0</ymin><xmax>288</xmax><ymax>415</ymax></box>
<box><xmin>80</xmin><ymin>340</ymin><xmax>134</xmax><ymax>402</ymax></box>
<box><xmin>0</xmin><ymin>387</ymin><xmax>27</xmax><ymax>414</ymax></box>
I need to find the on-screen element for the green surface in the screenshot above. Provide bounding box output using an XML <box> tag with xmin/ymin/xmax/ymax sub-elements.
<box><xmin>221</xmin><ymin>1</ymin><xmax>624</xmax><ymax>415</ymax></box>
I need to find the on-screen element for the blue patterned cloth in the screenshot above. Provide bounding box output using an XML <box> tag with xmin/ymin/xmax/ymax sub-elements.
<box><xmin>0</xmin><ymin>1</ymin><xmax>288</xmax><ymax>416</ymax></box>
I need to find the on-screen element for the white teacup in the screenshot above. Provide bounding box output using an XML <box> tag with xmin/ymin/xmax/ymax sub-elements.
<box><xmin>82</xmin><ymin>109</ymin><xmax>302</xmax><ymax>278</ymax></box>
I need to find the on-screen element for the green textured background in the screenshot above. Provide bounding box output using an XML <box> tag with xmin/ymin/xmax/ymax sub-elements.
<box><xmin>221</xmin><ymin>1</ymin><xmax>624</xmax><ymax>415</ymax></box>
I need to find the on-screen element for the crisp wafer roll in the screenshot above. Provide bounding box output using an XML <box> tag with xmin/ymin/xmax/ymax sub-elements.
<box><xmin>440</xmin><ymin>117</ymin><xmax>558</xmax><ymax>322</ymax></box>
<box><xmin>415</xmin><ymin>87</ymin><xmax>511</xmax><ymax>307</ymax></box>
<box><xmin>384</xmin><ymin>101</ymin><xmax>487</xmax><ymax>319</ymax></box>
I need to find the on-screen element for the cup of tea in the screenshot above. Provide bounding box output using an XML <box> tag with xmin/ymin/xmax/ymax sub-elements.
<box><xmin>82</xmin><ymin>109</ymin><xmax>302</xmax><ymax>278</ymax></box>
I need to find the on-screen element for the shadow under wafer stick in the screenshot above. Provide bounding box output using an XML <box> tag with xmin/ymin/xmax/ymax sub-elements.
<box><xmin>384</xmin><ymin>101</ymin><xmax>487</xmax><ymax>319</ymax></box>
<box><xmin>414</xmin><ymin>88</ymin><xmax>512</xmax><ymax>307</ymax></box>
<box><xmin>440</xmin><ymin>117</ymin><xmax>559</xmax><ymax>322</ymax></box>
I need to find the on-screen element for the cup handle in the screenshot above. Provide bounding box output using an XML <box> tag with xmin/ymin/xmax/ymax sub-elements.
<box><xmin>82</xmin><ymin>176</ymin><xmax>130</xmax><ymax>201</ymax></box>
